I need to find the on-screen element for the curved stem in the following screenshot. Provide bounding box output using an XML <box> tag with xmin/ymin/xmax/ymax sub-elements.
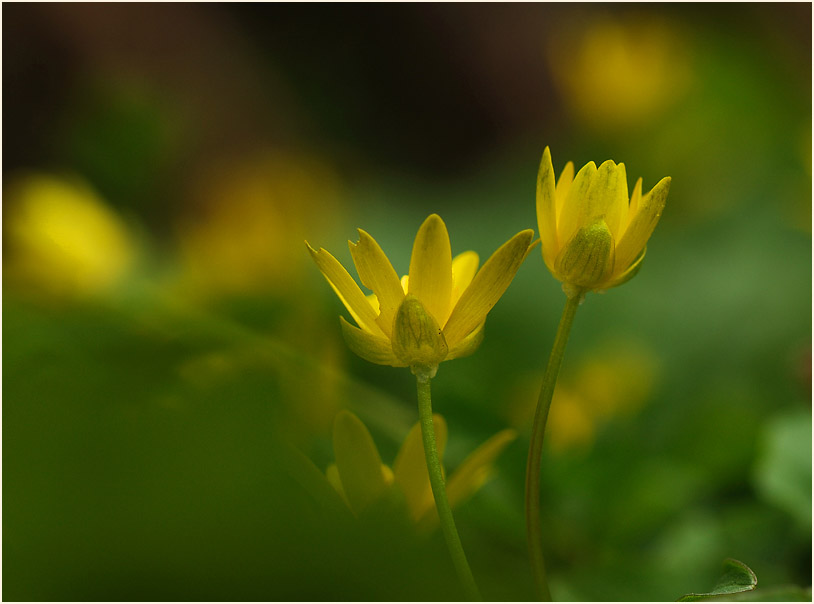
<box><xmin>416</xmin><ymin>373</ymin><xmax>482</xmax><ymax>601</ymax></box>
<box><xmin>525</xmin><ymin>293</ymin><xmax>582</xmax><ymax>601</ymax></box>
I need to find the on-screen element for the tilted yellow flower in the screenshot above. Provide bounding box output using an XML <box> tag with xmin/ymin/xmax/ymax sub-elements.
<box><xmin>307</xmin><ymin>214</ymin><xmax>534</xmax><ymax>376</ymax></box>
<box><xmin>536</xmin><ymin>147</ymin><xmax>671</xmax><ymax>297</ymax></box>
<box><xmin>326</xmin><ymin>410</ymin><xmax>516</xmax><ymax>531</ymax></box>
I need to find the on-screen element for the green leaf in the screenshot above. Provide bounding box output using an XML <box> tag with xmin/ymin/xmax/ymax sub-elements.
<box><xmin>678</xmin><ymin>558</ymin><xmax>757</xmax><ymax>601</ymax></box>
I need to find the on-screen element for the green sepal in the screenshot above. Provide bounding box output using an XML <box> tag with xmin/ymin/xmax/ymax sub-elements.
<box><xmin>392</xmin><ymin>295</ymin><xmax>448</xmax><ymax>369</ymax></box>
<box><xmin>555</xmin><ymin>219</ymin><xmax>614</xmax><ymax>290</ymax></box>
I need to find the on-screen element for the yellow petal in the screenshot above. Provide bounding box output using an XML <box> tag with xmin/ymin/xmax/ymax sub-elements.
<box><xmin>443</xmin><ymin>229</ymin><xmax>534</xmax><ymax>349</ymax></box>
<box><xmin>446</xmin><ymin>322</ymin><xmax>484</xmax><ymax>360</ymax></box>
<box><xmin>555</xmin><ymin>161</ymin><xmax>575</xmax><ymax>221</ymax></box>
<box><xmin>600</xmin><ymin>247</ymin><xmax>646</xmax><ymax>291</ymax></box>
<box><xmin>554</xmin><ymin>219</ymin><xmax>615</xmax><ymax>290</ymax></box>
<box><xmin>400</xmin><ymin>274</ymin><xmax>409</xmax><ymax>293</ymax></box>
<box><xmin>536</xmin><ymin>147</ymin><xmax>559</xmax><ymax>271</ymax></box>
<box><xmin>605</xmin><ymin>162</ymin><xmax>629</xmax><ymax>239</ymax></box>
<box><xmin>366</xmin><ymin>292</ymin><xmax>380</xmax><ymax>314</ymax></box>
<box><xmin>307</xmin><ymin>242</ymin><xmax>384</xmax><ymax>336</ymax></box>
<box><xmin>557</xmin><ymin>161</ymin><xmax>597</xmax><ymax>244</ymax></box>
<box><xmin>333</xmin><ymin>410</ymin><xmax>389</xmax><ymax>515</ymax></box>
<box><xmin>408</xmin><ymin>214</ymin><xmax>453</xmax><ymax>326</ymax></box>
<box><xmin>392</xmin><ymin>414</ymin><xmax>447</xmax><ymax>522</ymax></box>
<box><xmin>340</xmin><ymin>317</ymin><xmax>406</xmax><ymax>367</ymax></box>
<box><xmin>446</xmin><ymin>429</ymin><xmax>517</xmax><ymax>510</ymax></box>
<box><xmin>349</xmin><ymin>229</ymin><xmax>405</xmax><ymax>338</ymax></box>
<box><xmin>624</xmin><ymin>177</ymin><xmax>643</xmax><ymax>235</ymax></box>
<box><xmin>450</xmin><ymin>251</ymin><xmax>479</xmax><ymax>307</ymax></box>
<box><xmin>417</xmin><ymin>428</ymin><xmax>517</xmax><ymax>531</ymax></box>
<box><xmin>559</xmin><ymin>160</ymin><xmax>628</xmax><ymax>242</ymax></box>
<box><xmin>615</xmin><ymin>176</ymin><xmax>670</xmax><ymax>271</ymax></box>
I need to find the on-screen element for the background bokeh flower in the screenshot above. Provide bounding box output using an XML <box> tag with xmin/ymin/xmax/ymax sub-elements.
<box><xmin>3</xmin><ymin>4</ymin><xmax>810</xmax><ymax>601</ymax></box>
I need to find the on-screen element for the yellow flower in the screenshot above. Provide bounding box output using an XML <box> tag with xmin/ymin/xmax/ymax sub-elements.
<box><xmin>536</xmin><ymin>147</ymin><xmax>671</xmax><ymax>297</ymax></box>
<box><xmin>326</xmin><ymin>410</ymin><xmax>516</xmax><ymax>532</ymax></box>
<box><xmin>4</xmin><ymin>173</ymin><xmax>136</xmax><ymax>298</ymax></box>
<box><xmin>307</xmin><ymin>214</ymin><xmax>534</xmax><ymax>376</ymax></box>
<box><xmin>547</xmin><ymin>16</ymin><xmax>693</xmax><ymax>132</ymax></box>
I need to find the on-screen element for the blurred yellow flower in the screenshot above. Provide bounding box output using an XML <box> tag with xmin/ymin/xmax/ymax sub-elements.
<box><xmin>536</xmin><ymin>147</ymin><xmax>670</xmax><ymax>297</ymax></box>
<box><xmin>307</xmin><ymin>214</ymin><xmax>534</xmax><ymax>376</ymax></box>
<box><xmin>327</xmin><ymin>410</ymin><xmax>516</xmax><ymax>532</ymax></box>
<box><xmin>548</xmin><ymin>16</ymin><xmax>693</xmax><ymax>131</ymax></box>
<box><xmin>4</xmin><ymin>173</ymin><xmax>136</xmax><ymax>298</ymax></box>
<box><xmin>505</xmin><ymin>339</ymin><xmax>660</xmax><ymax>454</ymax></box>
<box><xmin>176</xmin><ymin>151</ymin><xmax>343</xmax><ymax>297</ymax></box>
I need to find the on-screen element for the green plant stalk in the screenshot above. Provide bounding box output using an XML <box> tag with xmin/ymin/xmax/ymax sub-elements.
<box><xmin>525</xmin><ymin>293</ymin><xmax>582</xmax><ymax>601</ymax></box>
<box><xmin>416</xmin><ymin>372</ymin><xmax>482</xmax><ymax>601</ymax></box>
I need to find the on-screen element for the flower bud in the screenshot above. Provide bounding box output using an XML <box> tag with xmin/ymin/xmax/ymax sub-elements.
<box><xmin>392</xmin><ymin>295</ymin><xmax>448</xmax><ymax>373</ymax></box>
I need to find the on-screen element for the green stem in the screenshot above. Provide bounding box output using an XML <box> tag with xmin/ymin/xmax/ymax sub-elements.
<box><xmin>416</xmin><ymin>372</ymin><xmax>482</xmax><ymax>601</ymax></box>
<box><xmin>524</xmin><ymin>293</ymin><xmax>582</xmax><ymax>601</ymax></box>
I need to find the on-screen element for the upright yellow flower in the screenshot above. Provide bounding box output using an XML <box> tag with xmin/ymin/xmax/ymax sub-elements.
<box><xmin>308</xmin><ymin>213</ymin><xmax>532</xmax><ymax>600</ymax></box>
<box><xmin>536</xmin><ymin>147</ymin><xmax>671</xmax><ymax>297</ymax></box>
<box><xmin>307</xmin><ymin>214</ymin><xmax>534</xmax><ymax>376</ymax></box>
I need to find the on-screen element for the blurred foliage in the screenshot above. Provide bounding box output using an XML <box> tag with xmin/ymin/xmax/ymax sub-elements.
<box><xmin>3</xmin><ymin>3</ymin><xmax>811</xmax><ymax>601</ymax></box>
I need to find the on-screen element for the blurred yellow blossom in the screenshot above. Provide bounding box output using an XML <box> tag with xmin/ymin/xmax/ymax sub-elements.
<box><xmin>537</xmin><ymin>147</ymin><xmax>670</xmax><ymax>297</ymax></box>
<box><xmin>548</xmin><ymin>16</ymin><xmax>693</xmax><ymax>131</ymax></box>
<box><xmin>507</xmin><ymin>339</ymin><xmax>660</xmax><ymax>454</ymax></box>
<box><xmin>326</xmin><ymin>410</ymin><xmax>516</xmax><ymax>532</ymax></box>
<box><xmin>4</xmin><ymin>173</ymin><xmax>136</xmax><ymax>298</ymax></box>
<box><xmin>177</xmin><ymin>151</ymin><xmax>344</xmax><ymax>297</ymax></box>
<box><xmin>308</xmin><ymin>214</ymin><xmax>534</xmax><ymax>376</ymax></box>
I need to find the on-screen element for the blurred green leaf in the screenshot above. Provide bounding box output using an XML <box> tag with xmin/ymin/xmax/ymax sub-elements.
<box><xmin>679</xmin><ymin>558</ymin><xmax>757</xmax><ymax>601</ymax></box>
<box><xmin>753</xmin><ymin>409</ymin><xmax>812</xmax><ymax>530</ymax></box>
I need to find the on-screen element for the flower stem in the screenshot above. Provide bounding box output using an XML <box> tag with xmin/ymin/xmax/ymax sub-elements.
<box><xmin>416</xmin><ymin>372</ymin><xmax>482</xmax><ymax>601</ymax></box>
<box><xmin>524</xmin><ymin>293</ymin><xmax>582</xmax><ymax>601</ymax></box>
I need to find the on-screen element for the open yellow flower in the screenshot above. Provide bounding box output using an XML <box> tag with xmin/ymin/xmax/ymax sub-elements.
<box><xmin>326</xmin><ymin>410</ymin><xmax>516</xmax><ymax>532</ymax></box>
<box><xmin>536</xmin><ymin>147</ymin><xmax>671</xmax><ymax>297</ymax></box>
<box><xmin>307</xmin><ymin>214</ymin><xmax>534</xmax><ymax>375</ymax></box>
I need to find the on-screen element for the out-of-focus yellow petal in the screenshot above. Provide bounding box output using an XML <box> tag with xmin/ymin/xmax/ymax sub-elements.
<box><xmin>558</xmin><ymin>161</ymin><xmax>597</xmax><ymax>244</ymax></box>
<box><xmin>446</xmin><ymin>429</ymin><xmax>517</xmax><ymax>509</ymax></box>
<box><xmin>450</xmin><ymin>251</ymin><xmax>479</xmax><ymax>307</ymax></box>
<box><xmin>408</xmin><ymin>214</ymin><xmax>453</xmax><ymax>325</ymax></box>
<box><xmin>333</xmin><ymin>410</ymin><xmax>389</xmax><ymax>515</ymax></box>
<box><xmin>349</xmin><ymin>229</ymin><xmax>405</xmax><ymax>338</ymax></box>
<box><xmin>339</xmin><ymin>317</ymin><xmax>406</xmax><ymax>367</ymax></box>
<box><xmin>392</xmin><ymin>414</ymin><xmax>448</xmax><ymax>522</ymax></box>
<box><xmin>280</xmin><ymin>444</ymin><xmax>352</xmax><ymax>519</ymax></box>
<box><xmin>615</xmin><ymin>176</ymin><xmax>670</xmax><ymax>271</ymax></box>
<box><xmin>325</xmin><ymin>463</ymin><xmax>349</xmax><ymax>505</ymax></box>
<box><xmin>536</xmin><ymin>147</ymin><xmax>559</xmax><ymax>270</ymax></box>
<box><xmin>417</xmin><ymin>428</ymin><xmax>517</xmax><ymax>531</ymax></box>
<box><xmin>443</xmin><ymin>229</ymin><xmax>534</xmax><ymax>348</ymax></box>
<box><xmin>307</xmin><ymin>243</ymin><xmax>384</xmax><ymax>336</ymax></box>
<box><xmin>555</xmin><ymin>161</ymin><xmax>575</xmax><ymax>222</ymax></box>
<box><xmin>400</xmin><ymin>275</ymin><xmax>410</xmax><ymax>293</ymax></box>
<box><xmin>446</xmin><ymin>322</ymin><xmax>484</xmax><ymax>360</ymax></box>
